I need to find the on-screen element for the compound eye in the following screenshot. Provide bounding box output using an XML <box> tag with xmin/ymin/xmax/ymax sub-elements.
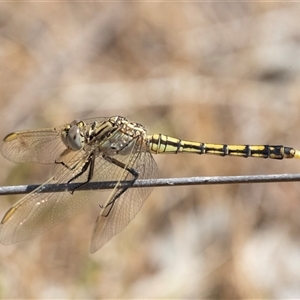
<box><xmin>66</xmin><ymin>125</ymin><xmax>83</xmax><ymax>151</ymax></box>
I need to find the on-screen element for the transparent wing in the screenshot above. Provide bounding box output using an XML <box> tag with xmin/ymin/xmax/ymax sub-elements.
<box><xmin>0</xmin><ymin>147</ymin><xmax>100</xmax><ymax>244</ymax></box>
<box><xmin>90</xmin><ymin>146</ymin><xmax>157</xmax><ymax>253</ymax></box>
<box><xmin>0</xmin><ymin>118</ymin><xmax>157</xmax><ymax>250</ymax></box>
<box><xmin>1</xmin><ymin>128</ymin><xmax>64</xmax><ymax>163</ymax></box>
<box><xmin>0</xmin><ymin>135</ymin><xmax>157</xmax><ymax>249</ymax></box>
<box><xmin>1</xmin><ymin>117</ymin><xmax>109</xmax><ymax>164</ymax></box>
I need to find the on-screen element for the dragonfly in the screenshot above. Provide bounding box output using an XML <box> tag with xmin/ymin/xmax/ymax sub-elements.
<box><xmin>0</xmin><ymin>115</ymin><xmax>300</xmax><ymax>253</ymax></box>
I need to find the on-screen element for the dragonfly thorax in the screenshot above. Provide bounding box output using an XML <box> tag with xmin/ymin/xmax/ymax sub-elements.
<box><xmin>100</xmin><ymin>131</ymin><xmax>138</xmax><ymax>156</ymax></box>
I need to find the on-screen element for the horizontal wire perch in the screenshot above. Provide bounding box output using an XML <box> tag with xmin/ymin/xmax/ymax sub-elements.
<box><xmin>0</xmin><ymin>173</ymin><xmax>300</xmax><ymax>196</ymax></box>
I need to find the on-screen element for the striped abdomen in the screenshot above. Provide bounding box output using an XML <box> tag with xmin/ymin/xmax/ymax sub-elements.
<box><xmin>149</xmin><ymin>134</ymin><xmax>300</xmax><ymax>160</ymax></box>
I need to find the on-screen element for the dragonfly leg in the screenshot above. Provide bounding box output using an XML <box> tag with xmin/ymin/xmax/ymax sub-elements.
<box><xmin>101</xmin><ymin>154</ymin><xmax>138</xmax><ymax>217</ymax></box>
<box><xmin>65</xmin><ymin>154</ymin><xmax>95</xmax><ymax>194</ymax></box>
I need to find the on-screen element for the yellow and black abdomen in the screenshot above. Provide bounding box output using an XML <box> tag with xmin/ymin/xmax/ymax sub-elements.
<box><xmin>149</xmin><ymin>134</ymin><xmax>300</xmax><ymax>160</ymax></box>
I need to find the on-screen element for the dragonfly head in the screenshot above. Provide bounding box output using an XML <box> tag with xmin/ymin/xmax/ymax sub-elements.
<box><xmin>61</xmin><ymin>120</ymin><xmax>85</xmax><ymax>151</ymax></box>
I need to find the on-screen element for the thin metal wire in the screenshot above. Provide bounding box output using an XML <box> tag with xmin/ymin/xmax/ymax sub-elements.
<box><xmin>0</xmin><ymin>173</ymin><xmax>300</xmax><ymax>196</ymax></box>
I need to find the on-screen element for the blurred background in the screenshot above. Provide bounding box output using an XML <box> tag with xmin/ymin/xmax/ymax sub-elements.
<box><xmin>1</xmin><ymin>2</ymin><xmax>300</xmax><ymax>298</ymax></box>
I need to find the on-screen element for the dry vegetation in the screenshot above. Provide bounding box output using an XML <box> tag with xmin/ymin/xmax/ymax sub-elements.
<box><xmin>1</xmin><ymin>2</ymin><xmax>300</xmax><ymax>299</ymax></box>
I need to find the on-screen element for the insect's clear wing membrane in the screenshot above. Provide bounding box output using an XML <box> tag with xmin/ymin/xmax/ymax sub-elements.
<box><xmin>90</xmin><ymin>148</ymin><xmax>157</xmax><ymax>253</ymax></box>
<box><xmin>0</xmin><ymin>139</ymin><xmax>118</xmax><ymax>244</ymax></box>
<box><xmin>0</xmin><ymin>137</ymin><xmax>156</xmax><ymax>247</ymax></box>
<box><xmin>0</xmin><ymin>154</ymin><xmax>100</xmax><ymax>244</ymax></box>
<box><xmin>1</xmin><ymin>118</ymin><xmax>109</xmax><ymax>164</ymax></box>
<box><xmin>1</xmin><ymin>128</ymin><xmax>65</xmax><ymax>163</ymax></box>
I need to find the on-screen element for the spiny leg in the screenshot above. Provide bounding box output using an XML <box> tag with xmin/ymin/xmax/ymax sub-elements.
<box><xmin>101</xmin><ymin>154</ymin><xmax>139</xmax><ymax>217</ymax></box>
<box><xmin>55</xmin><ymin>154</ymin><xmax>95</xmax><ymax>194</ymax></box>
<box><xmin>67</xmin><ymin>154</ymin><xmax>96</xmax><ymax>193</ymax></box>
